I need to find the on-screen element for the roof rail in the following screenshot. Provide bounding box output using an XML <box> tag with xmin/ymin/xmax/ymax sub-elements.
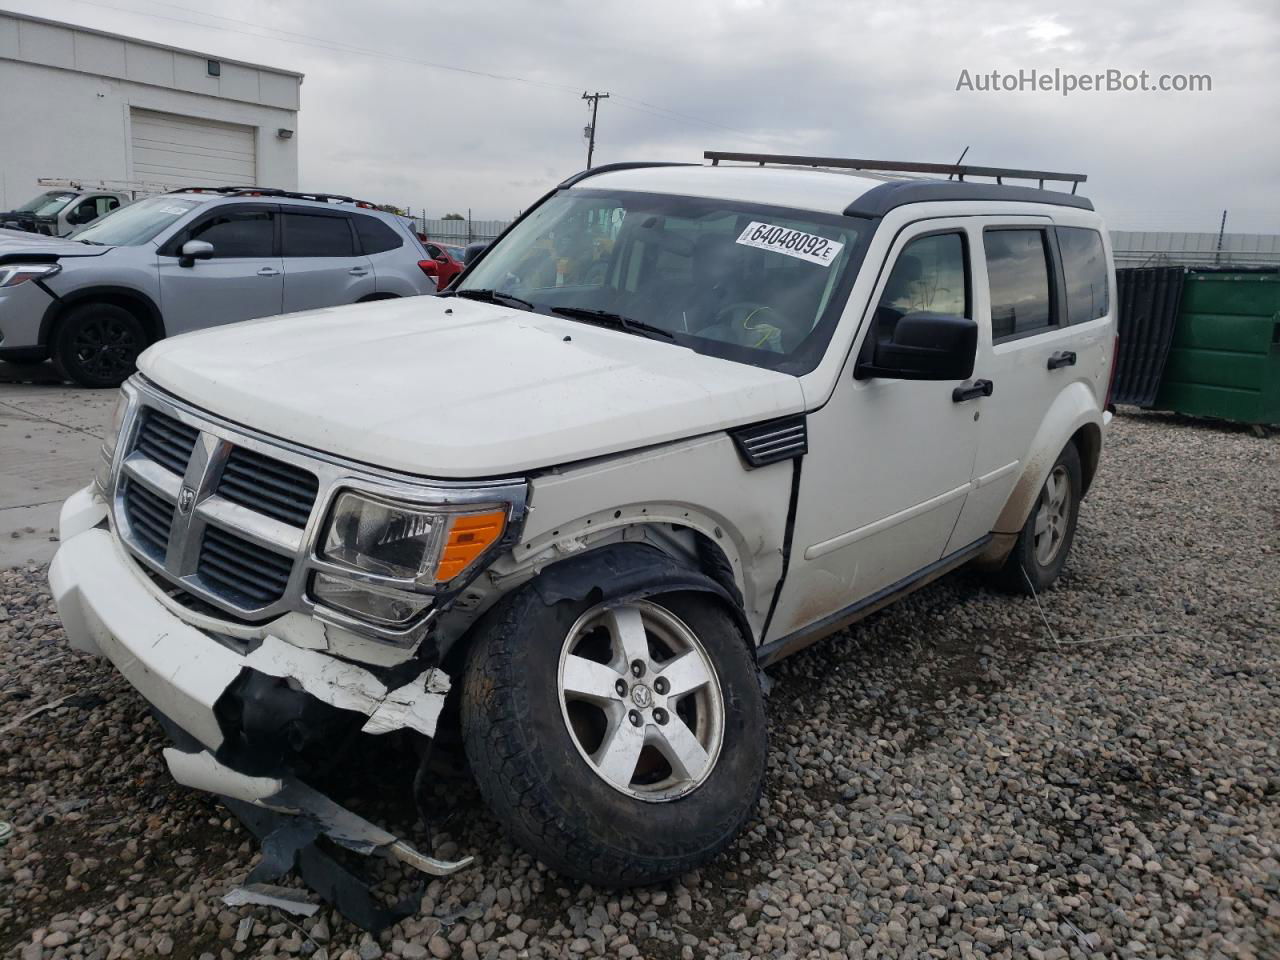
<box><xmin>166</xmin><ymin>186</ymin><xmax>380</xmax><ymax>208</ymax></box>
<box><xmin>703</xmin><ymin>151</ymin><xmax>1087</xmax><ymax>194</ymax></box>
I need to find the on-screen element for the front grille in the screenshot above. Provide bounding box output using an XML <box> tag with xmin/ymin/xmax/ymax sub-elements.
<box><xmin>116</xmin><ymin>400</ymin><xmax>316</xmax><ymax>616</ymax></box>
<box><xmin>122</xmin><ymin>480</ymin><xmax>174</xmax><ymax>560</ymax></box>
<box><xmin>198</xmin><ymin>526</ymin><xmax>294</xmax><ymax>607</ymax></box>
<box><xmin>217</xmin><ymin>447</ymin><xmax>318</xmax><ymax>528</ymax></box>
<box><xmin>135</xmin><ymin>410</ymin><xmax>199</xmax><ymax>476</ymax></box>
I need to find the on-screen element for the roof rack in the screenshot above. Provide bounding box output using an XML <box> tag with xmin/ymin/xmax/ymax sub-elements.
<box><xmin>166</xmin><ymin>186</ymin><xmax>379</xmax><ymax>208</ymax></box>
<box><xmin>704</xmin><ymin>151</ymin><xmax>1087</xmax><ymax>194</ymax></box>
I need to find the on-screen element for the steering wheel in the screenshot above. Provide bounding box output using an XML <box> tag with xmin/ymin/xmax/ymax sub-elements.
<box><xmin>708</xmin><ymin>302</ymin><xmax>793</xmax><ymax>352</ymax></box>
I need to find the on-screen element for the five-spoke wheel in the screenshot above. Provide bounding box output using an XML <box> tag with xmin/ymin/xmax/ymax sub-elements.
<box><xmin>558</xmin><ymin>601</ymin><xmax>723</xmax><ymax>802</ymax></box>
<box><xmin>461</xmin><ymin>576</ymin><xmax>766</xmax><ymax>886</ymax></box>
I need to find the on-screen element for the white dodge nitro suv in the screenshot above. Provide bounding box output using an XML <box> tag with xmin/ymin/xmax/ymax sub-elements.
<box><xmin>50</xmin><ymin>152</ymin><xmax>1116</xmax><ymax>897</ymax></box>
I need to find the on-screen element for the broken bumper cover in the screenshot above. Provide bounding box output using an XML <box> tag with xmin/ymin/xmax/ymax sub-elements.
<box><xmin>48</xmin><ymin>491</ymin><xmax>470</xmax><ymax>879</ymax></box>
<box><xmin>164</xmin><ymin>748</ymin><xmax>471</xmax><ymax>876</ymax></box>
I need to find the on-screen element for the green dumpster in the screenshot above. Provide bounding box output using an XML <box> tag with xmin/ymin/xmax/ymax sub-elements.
<box><xmin>1154</xmin><ymin>271</ymin><xmax>1280</xmax><ymax>425</ymax></box>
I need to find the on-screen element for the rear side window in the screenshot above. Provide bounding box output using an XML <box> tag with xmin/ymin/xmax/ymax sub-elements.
<box><xmin>1057</xmin><ymin>227</ymin><xmax>1109</xmax><ymax>324</ymax></box>
<box><xmin>354</xmin><ymin>214</ymin><xmax>403</xmax><ymax>255</ymax></box>
<box><xmin>281</xmin><ymin>213</ymin><xmax>355</xmax><ymax>257</ymax></box>
<box><xmin>189</xmin><ymin>210</ymin><xmax>275</xmax><ymax>258</ymax></box>
<box><xmin>984</xmin><ymin>229</ymin><xmax>1054</xmax><ymax>340</ymax></box>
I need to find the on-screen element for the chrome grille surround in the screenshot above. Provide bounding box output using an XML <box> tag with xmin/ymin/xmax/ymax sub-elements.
<box><xmin>107</xmin><ymin>377</ymin><xmax>529</xmax><ymax>644</ymax></box>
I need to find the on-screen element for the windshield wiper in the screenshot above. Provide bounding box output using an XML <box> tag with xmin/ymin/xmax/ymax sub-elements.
<box><xmin>549</xmin><ymin>306</ymin><xmax>675</xmax><ymax>342</ymax></box>
<box><xmin>447</xmin><ymin>288</ymin><xmax>535</xmax><ymax>311</ymax></box>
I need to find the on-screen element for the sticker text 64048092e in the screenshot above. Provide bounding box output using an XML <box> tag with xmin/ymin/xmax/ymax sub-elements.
<box><xmin>735</xmin><ymin>221</ymin><xmax>845</xmax><ymax>267</ymax></box>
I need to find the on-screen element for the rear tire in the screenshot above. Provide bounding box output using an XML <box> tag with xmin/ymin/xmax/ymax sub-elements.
<box><xmin>993</xmin><ymin>442</ymin><xmax>1082</xmax><ymax>594</ymax></box>
<box><xmin>461</xmin><ymin>584</ymin><xmax>766</xmax><ymax>887</ymax></box>
<box><xmin>52</xmin><ymin>303</ymin><xmax>148</xmax><ymax>388</ymax></box>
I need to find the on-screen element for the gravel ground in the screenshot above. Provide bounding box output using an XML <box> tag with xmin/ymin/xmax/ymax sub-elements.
<box><xmin>2</xmin><ymin>411</ymin><xmax>1278</xmax><ymax>960</ymax></box>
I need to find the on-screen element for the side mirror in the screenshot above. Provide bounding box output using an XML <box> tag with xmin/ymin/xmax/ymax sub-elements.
<box><xmin>463</xmin><ymin>241</ymin><xmax>489</xmax><ymax>265</ymax></box>
<box><xmin>417</xmin><ymin>259</ymin><xmax>440</xmax><ymax>277</ymax></box>
<box><xmin>179</xmin><ymin>240</ymin><xmax>214</xmax><ymax>268</ymax></box>
<box><xmin>435</xmin><ymin>255</ymin><xmax>449</xmax><ymax>264</ymax></box>
<box><xmin>856</xmin><ymin>312</ymin><xmax>977</xmax><ymax>381</ymax></box>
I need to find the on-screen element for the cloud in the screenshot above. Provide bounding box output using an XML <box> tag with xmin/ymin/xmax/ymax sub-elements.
<box><xmin>21</xmin><ymin>0</ymin><xmax>1280</xmax><ymax>230</ymax></box>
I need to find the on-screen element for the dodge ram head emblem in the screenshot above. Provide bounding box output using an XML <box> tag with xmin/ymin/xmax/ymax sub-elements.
<box><xmin>178</xmin><ymin>485</ymin><xmax>195</xmax><ymax>515</ymax></box>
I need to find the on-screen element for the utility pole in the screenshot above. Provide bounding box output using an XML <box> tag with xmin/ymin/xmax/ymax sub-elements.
<box><xmin>581</xmin><ymin>91</ymin><xmax>610</xmax><ymax>169</ymax></box>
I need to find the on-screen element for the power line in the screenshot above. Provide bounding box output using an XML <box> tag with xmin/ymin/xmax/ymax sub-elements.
<box><xmin>46</xmin><ymin>0</ymin><xmax>760</xmax><ymax>139</ymax></box>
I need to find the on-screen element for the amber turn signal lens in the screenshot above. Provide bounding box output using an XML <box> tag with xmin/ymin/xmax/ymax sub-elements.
<box><xmin>433</xmin><ymin>510</ymin><xmax>507</xmax><ymax>581</ymax></box>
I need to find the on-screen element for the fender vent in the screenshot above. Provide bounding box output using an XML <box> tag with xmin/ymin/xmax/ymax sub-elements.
<box><xmin>730</xmin><ymin>415</ymin><xmax>808</xmax><ymax>469</ymax></box>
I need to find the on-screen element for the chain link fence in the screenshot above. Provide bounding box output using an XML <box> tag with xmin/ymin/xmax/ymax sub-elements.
<box><xmin>406</xmin><ymin>215</ymin><xmax>513</xmax><ymax>246</ymax></box>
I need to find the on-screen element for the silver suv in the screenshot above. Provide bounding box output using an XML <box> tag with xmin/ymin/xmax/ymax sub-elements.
<box><xmin>0</xmin><ymin>188</ymin><xmax>436</xmax><ymax>387</ymax></box>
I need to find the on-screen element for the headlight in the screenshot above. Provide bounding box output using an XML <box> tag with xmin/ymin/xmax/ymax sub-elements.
<box><xmin>95</xmin><ymin>390</ymin><xmax>131</xmax><ymax>493</ymax></box>
<box><xmin>104</xmin><ymin>390</ymin><xmax>130</xmax><ymax>456</ymax></box>
<box><xmin>311</xmin><ymin>574</ymin><xmax>433</xmax><ymax>627</ymax></box>
<box><xmin>314</xmin><ymin>491</ymin><xmax>508</xmax><ymax>628</ymax></box>
<box><xmin>0</xmin><ymin>263</ymin><xmax>61</xmax><ymax>287</ymax></box>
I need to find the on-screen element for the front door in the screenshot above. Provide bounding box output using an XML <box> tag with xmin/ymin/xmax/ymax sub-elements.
<box><xmin>157</xmin><ymin>205</ymin><xmax>283</xmax><ymax>336</ymax></box>
<box><xmin>279</xmin><ymin>209</ymin><xmax>377</xmax><ymax>313</ymax></box>
<box><xmin>766</xmin><ymin>220</ymin><xmax>983</xmax><ymax>643</ymax></box>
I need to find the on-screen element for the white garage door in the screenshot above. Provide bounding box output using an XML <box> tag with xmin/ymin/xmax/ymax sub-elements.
<box><xmin>130</xmin><ymin>109</ymin><xmax>257</xmax><ymax>188</ymax></box>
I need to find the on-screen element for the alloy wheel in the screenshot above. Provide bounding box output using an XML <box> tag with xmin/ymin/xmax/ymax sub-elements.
<box><xmin>72</xmin><ymin>315</ymin><xmax>142</xmax><ymax>381</ymax></box>
<box><xmin>1033</xmin><ymin>464</ymin><xmax>1072</xmax><ymax>566</ymax></box>
<box><xmin>557</xmin><ymin>600</ymin><xmax>725</xmax><ymax>802</ymax></box>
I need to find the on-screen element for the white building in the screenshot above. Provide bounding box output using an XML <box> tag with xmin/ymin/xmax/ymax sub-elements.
<box><xmin>0</xmin><ymin>10</ymin><xmax>302</xmax><ymax>208</ymax></box>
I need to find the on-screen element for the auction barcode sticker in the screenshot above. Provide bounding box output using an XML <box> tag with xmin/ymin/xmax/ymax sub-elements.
<box><xmin>735</xmin><ymin>221</ymin><xmax>844</xmax><ymax>266</ymax></box>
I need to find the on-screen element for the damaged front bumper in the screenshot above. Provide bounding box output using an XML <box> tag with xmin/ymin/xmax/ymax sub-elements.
<box><xmin>48</xmin><ymin>487</ymin><xmax>471</xmax><ymax>881</ymax></box>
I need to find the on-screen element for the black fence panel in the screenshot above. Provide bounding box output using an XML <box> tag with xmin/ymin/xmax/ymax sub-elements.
<box><xmin>1113</xmin><ymin>267</ymin><xmax>1186</xmax><ymax>407</ymax></box>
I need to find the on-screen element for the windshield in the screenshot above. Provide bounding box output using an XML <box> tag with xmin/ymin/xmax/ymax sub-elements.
<box><xmin>73</xmin><ymin>195</ymin><xmax>207</xmax><ymax>246</ymax></box>
<box><xmin>16</xmin><ymin>191</ymin><xmax>76</xmax><ymax>217</ymax></box>
<box><xmin>458</xmin><ymin>189</ymin><xmax>869</xmax><ymax>373</ymax></box>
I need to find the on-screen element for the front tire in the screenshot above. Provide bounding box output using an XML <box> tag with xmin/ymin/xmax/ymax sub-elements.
<box><xmin>994</xmin><ymin>442</ymin><xmax>1082</xmax><ymax>593</ymax></box>
<box><xmin>461</xmin><ymin>586</ymin><xmax>766</xmax><ymax>887</ymax></box>
<box><xmin>52</xmin><ymin>303</ymin><xmax>148</xmax><ymax>388</ymax></box>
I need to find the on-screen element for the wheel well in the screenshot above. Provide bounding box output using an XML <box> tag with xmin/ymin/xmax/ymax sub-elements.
<box><xmin>1071</xmin><ymin>423</ymin><xmax>1102</xmax><ymax>497</ymax></box>
<box><xmin>439</xmin><ymin>528</ymin><xmax>748</xmax><ymax>679</ymax></box>
<box><xmin>45</xmin><ymin>289</ymin><xmax>164</xmax><ymax>346</ymax></box>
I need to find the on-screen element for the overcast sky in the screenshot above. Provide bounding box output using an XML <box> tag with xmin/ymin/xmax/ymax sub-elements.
<box><xmin>18</xmin><ymin>0</ymin><xmax>1280</xmax><ymax>231</ymax></box>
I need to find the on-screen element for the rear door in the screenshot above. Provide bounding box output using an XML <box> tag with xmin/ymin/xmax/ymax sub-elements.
<box><xmin>945</xmin><ymin>218</ymin><xmax>1108</xmax><ymax>551</ymax></box>
<box><xmin>157</xmin><ymin>203</ymin><xmax>284</xmax><ymax>335</ymax></box>
<box><xmin>279</xmin><ymin>208</ymin><xmax>377</xmax><ymax>312</ymax></box>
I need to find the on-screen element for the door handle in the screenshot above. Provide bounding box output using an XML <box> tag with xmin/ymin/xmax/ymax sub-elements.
<box><xmin>348</xmin><ymin>267</ymin><xmax>369</xmax><ymax>276</ymax></box>
<box><xmin>1047</xmin><ymin>350</ymin><xmax>1077</xmax><ymax>370</ymax></box>
<box><xmin>952</xmin><ymin>379</ymin><xmax>994</xmax><ymax>403</ymax></box>
<box><xmin>257</xmin><ymin>267</ymin><xmax>281</xmax><ymax>277</ymax></box>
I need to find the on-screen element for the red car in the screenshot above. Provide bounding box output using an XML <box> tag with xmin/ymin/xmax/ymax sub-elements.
<box><xmin>419</xmin><ymin>241</ymin><xmax>466</xmax><ymax>289</ymax></box>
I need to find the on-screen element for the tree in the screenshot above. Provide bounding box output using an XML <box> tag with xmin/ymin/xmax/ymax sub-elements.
<box><xmin>442</xmin><ymin>213</ymin><xmax>465</xmax><ymax>221</ymax></box>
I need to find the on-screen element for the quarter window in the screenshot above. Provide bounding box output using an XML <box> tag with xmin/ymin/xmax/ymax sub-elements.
<box><xmin>188</xmin><ymin>210</ymin><xmax>275</xmax><ymax>259</ymax></box>
<box><xmin>354</xmin><ymin>214</ymin><xmax>403</xmax><ymax>255</ymax></box>
<box><xmin>1057</xmin><ymin>227</ymin><xmax>1109</xmax><ymax>324</ymax></box>
<box><xmin>984</xmin><ymin>229</ymin><xmax>1054</xmax><ymax>340</ymax></box>
<box><xmin>281</xmin><ymin>213</ymin><xmax>355</xmax><ymax>257</ymax></box>
<box><xmin>875</xmin><ymin>232</ymin><xmax>968</xmax><ymax>342</ymax></box>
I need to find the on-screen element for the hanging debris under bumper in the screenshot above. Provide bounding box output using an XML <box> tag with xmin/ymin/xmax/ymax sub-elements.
<box><xmin>49</xmin><ymin>519</ymin><xmax>473</xmax><ymax>929</ymax></box>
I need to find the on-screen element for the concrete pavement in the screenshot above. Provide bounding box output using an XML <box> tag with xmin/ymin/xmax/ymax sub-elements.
<box><xmin>0</xmin><ymin>361</ymin><xmax>115</xmax><ymax>568</ymax></box>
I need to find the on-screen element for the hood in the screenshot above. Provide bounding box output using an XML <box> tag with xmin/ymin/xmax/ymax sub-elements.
<box><xmin>0</xmin><ymin>228</ymin><xmax>113</xmax><ymax>261</ymax></box>
<box><xmin>138</xmin><ymin>297</ymin><xmax>806</xmax><ymax>478</ymax></box>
